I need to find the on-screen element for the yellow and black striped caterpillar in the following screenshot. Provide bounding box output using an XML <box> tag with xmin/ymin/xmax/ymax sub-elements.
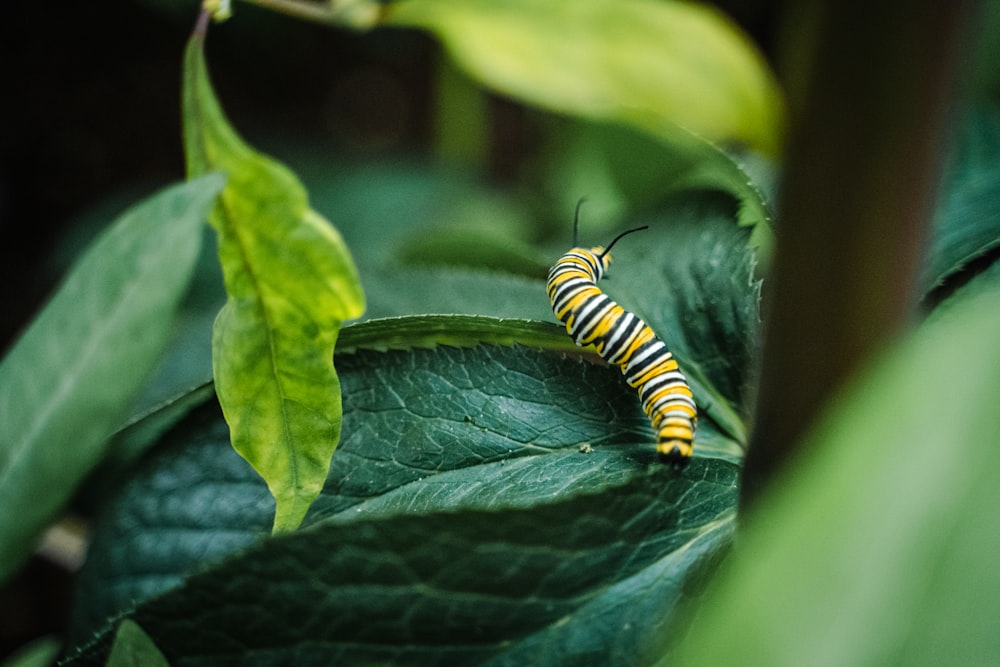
<box><xmin>546</xmin><ymin>204</ymin><xmax>697</xmax><ymax>466</ymax></box>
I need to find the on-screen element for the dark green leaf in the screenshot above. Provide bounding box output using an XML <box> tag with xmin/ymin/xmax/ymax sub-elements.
<box><xmin>923</xmin><ymin>107</ymin><xmax>1000</xmax><ymax>293</ymax></box>
<box><xmin>68</xmin><ymin>344</ymin><xmax>740</xmax><ymax>665</ymax></box>
<box><xmin>337</xmin><ymin>315</ymin><xmax>578</xmax><ymax>353</ymax></box>
<box><xmin>0</xmin><ymin>175</ymin><xmax>223</xmax><ymax>585</ymax></box>
<box><xmin>593</xmin><ymin>194</ymin><xmax>761</xmax><ymax>447</ymax></box>
<box><xmin>183</xmin><ymin>26</ymin><xmax>365</xmax><ymax>532</ymax></box>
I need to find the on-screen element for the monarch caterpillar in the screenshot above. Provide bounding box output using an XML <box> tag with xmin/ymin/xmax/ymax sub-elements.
<box><xmin>546</xmin><ymin>202</ymin><xmax>697</xmax><ymax>466</ymax></box>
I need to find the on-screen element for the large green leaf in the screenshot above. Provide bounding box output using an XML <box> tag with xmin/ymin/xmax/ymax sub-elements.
<box><xmin>67</xmin><ymin>344</ymin><xmax>739</xmax><ymax>665</ymax></box>
<box><xmin>183</xmin><ymin>24</ymin><xmax>365</xmax><ymax>532</ymax></box>
<box><xmin>0</xmin><ymin>175</ymin><xmax>223</xmax><ymax>585</ymax></box>
<box><xmin>670</xmin><ymin>286</ymin><xmax>1000</xmax><ymax>664</ymax></box>
<box><xmin>384</xmin><ymin>0</ymin><xmax>784</xmax><ymax>155</ymax></box>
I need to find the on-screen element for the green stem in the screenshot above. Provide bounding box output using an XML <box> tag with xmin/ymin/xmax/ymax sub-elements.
<box><xmin>239</xmin><ymin>0</ymin><xmax>344</xmax><ymax>25</ymax></box>
<box><xmin>740</xmin><ymin>1</ymin><xmax>975</xmax><ymax>510</ymax></box>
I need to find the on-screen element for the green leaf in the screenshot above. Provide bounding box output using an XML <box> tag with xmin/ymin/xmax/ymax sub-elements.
<box><xmin>0</xmin><ymin>637</ymin><xmax>61</xmax><ymax>667</ymax></box>
<box><xmin>396</xmin><ymin>220</ymin><xmax>551</xmax><ymax>278</ymax></box>
<box><xmin>183</xmin><ymin>26</ymin><xmax>365</xmax><ymax>532</ymax></box>
<box><xmin>671</xmin><ymin>285</ymin><xmax>1000</xmax><ymax>664</ymax></box>
<box><xmin>384</xmin><ymin>0</ymin><xmax>784</xmax><ymax>155</ymax></box>
<box><xmin>0</xmin><ymin>175</ymin><xmax>223</xmax><ymax>585</ymax></box>
<box><xmin>106</xmin><ymin>620</ymin><xmax>169</xmax><ymax>667</ymax></box>
<box><xmin>67</xmin><ymin>344</ymin><xmax>740</xmax><ymax>665</ymax></box>
<box><xmin>538</xmin><ymin>119</ymin><xmax>775</xmax><ymax>260</ymax></box>
<box><xmin>337</xmin><ymin>315</ymin><xmax>577</xmax><ymax>353</ymax></box>
<box><xmin>929</xmin><ymin>253</ymin><xmax>1000</xmax><ymax>323</ymax></box>
<box><xmin>922</xmin><ymin>107</ymin><xmax>1000</xmax><ymax>293</ymax></box>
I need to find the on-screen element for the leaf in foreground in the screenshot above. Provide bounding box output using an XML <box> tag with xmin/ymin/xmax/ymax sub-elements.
<box><xmin>672</xmin><ymin>285</ymin><xmax>1000</xmax><ymax>665</ymax></box>
<box><xmin>0</xmin><ymin>175</ymin><xmax>223</xmax><ymax>585</ymax></box>
<box><xmin>182</xmin><ymin>21</ymin><xmax>365</xmax><ymax>532</ymax></box>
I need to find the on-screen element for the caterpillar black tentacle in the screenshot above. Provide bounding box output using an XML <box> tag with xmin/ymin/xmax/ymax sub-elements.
<box><xmin>546</xmin><ymin>205</ymin><xmax>697</xmax><ymax>466</ymax></box>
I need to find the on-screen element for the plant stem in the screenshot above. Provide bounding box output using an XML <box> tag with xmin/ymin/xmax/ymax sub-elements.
<box><xmin>240</xmin><ymin>0</ymin><xmax>344</xmax><ymax>25</ymax></box>
<box><xmin>740</xmin><ymin>1</ymin><xmax>974</xmax><ymax>510</ymax></box>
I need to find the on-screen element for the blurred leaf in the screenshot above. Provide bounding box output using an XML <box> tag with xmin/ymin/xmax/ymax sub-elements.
<box><xmin>966</xmin><ymin>3</ymin><xmax>1000</xmax><ymax>100</ymax></box>
<box><xmin>671</xmin><ymin>285</ymin><xmax>1000</xmax><ymax>665</ymax></box>
<box><xmin>929</xmin><ymin>253</ymin><xmax>1000</xmax><ymax>323</ymax></box>
<box><xmin>384</xmin><ymin>0</ymin><xmax>784</xmax><ymax>155</ymax></box>
<box><xmin>106</xmin><ymin>621</ymin><xmax>169</xmax><ymax>667</ymax></box>
<box><xmin>434</xmin><ymin>55</ymin><xmax>492</xmax><ymax>167</ymax></box>
<box><xmin>538</xmin><ymin>118</ymin><xmax>775</xmax><ymax>260</ymax></box>
<box><xmin>397</xmin><ymin>222</ymin><xmax>551</xmax><ymax>278</ymax></box>
<box><xmin>0</xmin><ymin>175</ymin><xmax>223</xmax><ymax>585</ymax></box>
<box><xmin>0</xmin><ymin>636</ymin><xmax>61</xmax><ymax>667</ymax></box>
<box><xmin>183</xmin><ymin>24</ymin><xmax>365</xmax><ymax>532</ymax></box>
<box><xmin>922</xmin><ymin>107</ymin><xmax>1000</xmax><ymax>293</ymax></box>
<box><xmin>68</xmin><ymin>344</ymin><xmax>740</xmax><ymax>665</ymax></box>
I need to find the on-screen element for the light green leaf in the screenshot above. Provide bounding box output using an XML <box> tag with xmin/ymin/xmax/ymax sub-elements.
<box><xmin>671</xmin><ymin>285</ymin><xmax>1000</xmax><ymax>665</ymax></box>
<box><xmin>0</xmin><ymin>175</ymin><xmax>223</xmax><ymax>585</ymax></box>
<box><xmin>384</xmin><ymin>0</ymin><xmax>785</xmax><ymax>155</ymax></box>
<box><xmin>106</xmin><ymin>620</ymin><xmax>169</xmax><ymax>667</ymax></box>
<box><xmin>182</xmin><ymin>25</ymin><xmax>365</xmax><ymax>532</ymax></box>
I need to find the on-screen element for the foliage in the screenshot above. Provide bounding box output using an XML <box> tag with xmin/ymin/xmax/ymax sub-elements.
<box><xmin>1</xmin><ymin>0</ymin><xmax>999</xmax><ymax>665</ymax></box>
<box><xmin>0</xmin><ymin>175</ymin><xmax>224</xmax><ymax>584</ymax></box>
<box><xmin>183</xmin><ymin>16</ymin><xmax>365</xmax><ymax>532</ymax></box>
<box><xmin>672</xmin><ymin>265</ymin><xmax>1000</xmax><ymax>666</ymax></box>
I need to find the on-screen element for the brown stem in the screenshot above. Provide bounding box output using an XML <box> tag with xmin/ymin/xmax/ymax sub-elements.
<box><xmin>740</xmin><ymin>1</ymin><xmax>975</xmax><ymax>510</ymax></box>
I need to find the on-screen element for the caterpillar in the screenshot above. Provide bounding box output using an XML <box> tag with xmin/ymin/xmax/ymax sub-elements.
<box><xmin>546</xmin><ymin>203</ymin><xmax>697</xmax><ymax>466</ymax></box>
